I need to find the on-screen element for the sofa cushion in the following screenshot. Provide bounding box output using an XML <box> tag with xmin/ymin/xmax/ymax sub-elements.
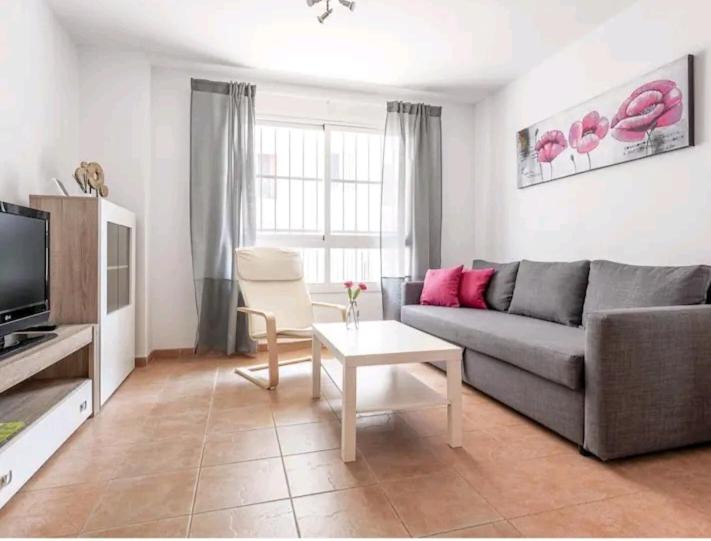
<box><xmin>472</xmin><ymin>259</ymin><xmax>519</xmax><ymax>312</ymax></box>
<box><xmin>459</xmin><ymin>268</ymin><xmax>495</xmax><ymax>309</ymax></box>
<box><xmin>582</xmin><ymin>260</ymin><xmax>711</xmax><ymax>323</ymax></box>
<box><xmin>401</xmin><ymin>305</ymin><xmax>585</xmax><ymax>390</ymax></box>
<box><xmin>420</xmin><ymin>265</ymin><xmax>463</xmax><ymax>307</ymax></box>
<box><xmin>509</xmin><ymin>260</ymin><xmax>590</xmax><ymax>327</ymax></box>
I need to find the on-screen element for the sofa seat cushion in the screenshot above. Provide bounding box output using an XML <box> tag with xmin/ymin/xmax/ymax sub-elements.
<box><xmin>401</xmin><ymin>305</ymin><xmax>585</xmax><ymax>390</ymax></box>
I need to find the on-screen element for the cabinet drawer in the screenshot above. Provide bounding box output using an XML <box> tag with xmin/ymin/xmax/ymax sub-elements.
<box><xmin>0</xmin><ymin>380</ymin><xmax>92</xmax><ymax>508</ymax></box>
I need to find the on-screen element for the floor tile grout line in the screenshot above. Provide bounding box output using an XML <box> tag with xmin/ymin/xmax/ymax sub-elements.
<box><xmin>368</xmin><ymin>463</ymin><xmax>459</xmax><ymax>485</ymax></box>
<box><xmin>186</xmin><ymin>366</ymin><xmax>219</xmax><ymax>536</ymax></box>
<box><xmin>288</xmin><ymin>478</ymin><xmax>381</xmax><ymax>500</ymax></box>
<box><xmin>75</xmin><ymin>480</ymin><xmax>112</xmax><ymax>535</ymax></box>
<box><xmin>449</xmin><ymin>460</ymin><xmax>507</xmax><ymax>524</ymax></box>
<box><xmin>420</xmin><ymin>518</ymin><xmax>518</xmax><ymax>538</ymax></box>
<box><xmin>504</xmin><ymin>488</ymin><xmax>648</xmax><ymax>524</ymax></box>
<box><xmin>189</xmin><ymin>496</ymin><xmax>295</xmax><ymax>518</ymax></box>
<box><xmin>80</xmin><ymin>512</ymin><xmax>193</xmax><ymax>537</ymax></box>
<box><xmin>377</xmin><ymin>480</ymin><xmax>414</xmax><ymax>537</ymax></box>
<box><xmin>26</xmin><ymin>464</ymin><xmax>203</xmax><ymax>495</ymax></box>
<box><xmin>272</xmin><ymin>409</ymin><xmax>303</xmax><ymax>538</ymax></box>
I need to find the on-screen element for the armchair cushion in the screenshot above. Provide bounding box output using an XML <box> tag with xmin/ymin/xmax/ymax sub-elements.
<box><xmin>236</xmin><ymin>247</ymin><xmax>303</xmax><ymax>281</ymax></box>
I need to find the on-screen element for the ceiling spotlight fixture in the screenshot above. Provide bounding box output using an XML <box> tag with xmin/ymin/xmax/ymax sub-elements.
<box><xmin>307</xmin><ymin>0</ymin><xmax>355</xmax><ymax>24</ymax></box>
<box><xmin>317</xmin><ymin>8</ymin><xmax>333</xmax><ymax>23</ymax></box>
<box><xmin>338</xmin><ymin>0</ymin><xmax>356</xmax><ymax>11</ymax></box>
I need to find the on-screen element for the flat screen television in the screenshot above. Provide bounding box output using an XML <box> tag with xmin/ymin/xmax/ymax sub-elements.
<box><xmin>0</xmin><ymin>201</ymin><xmax>50</xmax><ymax>340</ymax></box>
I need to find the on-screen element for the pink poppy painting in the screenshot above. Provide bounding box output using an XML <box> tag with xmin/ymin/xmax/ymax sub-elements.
<box><xmin>535</xmin><ymin>130</ymin><xmax>567</xmax><ymax>179</ymax></box>
<box><xmin>611</xmin><ymin>79</ymin><xmax>683</xmax><ymax>153</ymax></box>
<box><xmin>516</xmin><ymin>55</ymin><xmax>693</xmax><ymax>189</ymax></box>
<box><xmin>569</xmin><ymin>111</ymin><xmax>609</xmax><ymax>170</ymax></box>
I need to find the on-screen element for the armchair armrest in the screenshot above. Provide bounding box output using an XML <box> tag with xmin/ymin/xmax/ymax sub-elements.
<box><xmin>584</xmin><ymin>305</ymin><xmax>711</xmax><ymax>460</ymax></box>
<box><xmin>237</xmin><ymin>307</ymin><xmax>277</xmax><ymax>340</ymax></box>
<box><xmin>402</xmin><ymin>281</ymin><xmax>425</xmax><ymax>306</ymax></box>
<box><xmin>312</xmin><ymin>301</ymin><xmax>347</xmax><ymax>322</ymax></box>
<box><xmin>237</xmin><ymin>306</ymin><xmax>276</xmax><ymax>323</ymax></box>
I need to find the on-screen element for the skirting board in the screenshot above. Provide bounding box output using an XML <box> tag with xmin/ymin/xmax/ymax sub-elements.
<box><xmin>135</xmin><ymin>339</ymin><xmax>311</xmax><ymax>367</ymax></box>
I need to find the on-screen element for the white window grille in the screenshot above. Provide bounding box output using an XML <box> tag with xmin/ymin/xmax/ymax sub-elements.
<box><xmin>255</xmin><ymin>122</ymin><xmax>383</xmax><ymax>287</ymax></box>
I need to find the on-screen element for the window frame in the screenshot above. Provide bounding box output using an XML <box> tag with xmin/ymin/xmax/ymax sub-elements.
<box><xmin>254</xmin><ymin>118</ymin><xmax>383</xmax><ymax>293</ymax></box>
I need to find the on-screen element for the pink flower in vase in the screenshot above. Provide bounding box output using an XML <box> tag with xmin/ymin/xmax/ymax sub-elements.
<box><xmin>535</xmin><ymin>130</ymin><xmax>567</xmax><ymax>180</ymax></box>
<box><xmin>611</xmin><ymin>80</ymin><xmax>682</xmax><ymax>152</ymax></box>
<box><xmin>351</xmin><ymin>282</ymin><xmax>368</xmax><ymax>300</ymax></box>
<box><xmin>343</xmin><ymin>279</ymin><xmax>362</xmax><ymax>328</ymax></box>
<box><xmin>569</xmin><ymin>111</ymin><xmax>609</xmax><ymax>170</ymax></box>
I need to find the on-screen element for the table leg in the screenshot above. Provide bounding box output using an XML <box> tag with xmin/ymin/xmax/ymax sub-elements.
<box><xmin>341</xmin><ymin>363</ymin><xmax>357</xmax><ymax>462</ymax></box>
<box><xmin>447</xmin><ymin>356</ymin><xmax>463</xmax><ymax>448</ymax></box>
<box><xmin>312</xmin><ymin>336</ymin><xmax>322</xmax><ymax>399</ymax></box>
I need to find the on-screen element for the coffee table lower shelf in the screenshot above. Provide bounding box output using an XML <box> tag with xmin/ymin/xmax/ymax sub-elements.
<box><xmin>321</xmin><ymin>358</ymin><xmax>447</xmax><ymax>415</ymax></box>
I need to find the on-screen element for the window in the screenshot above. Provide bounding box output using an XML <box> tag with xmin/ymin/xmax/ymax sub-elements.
<box><xmin>255</xmin><ymin>122</ymin><xmax>383</xmax><ymax>287</ymax></box>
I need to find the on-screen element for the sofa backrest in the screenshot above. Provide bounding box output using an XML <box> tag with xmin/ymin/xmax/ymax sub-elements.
<box><xmin>508</xmin><ymin>260</ymin><xmax>590</xmax><ymax>327</ymax></box>
<box><xmin>472</xmin><ymin>258</ymin><xmax>711</xmax><ymax>327</ymax></box>
<box><xmin>472</xmin><ymin>259</ymin><xmax>519</xmax><ymax>311</ymax></box>
<box><xmin>582</xmin><ymin>260</ymin><xmax>711</xmax><ymax>323</ymax></box>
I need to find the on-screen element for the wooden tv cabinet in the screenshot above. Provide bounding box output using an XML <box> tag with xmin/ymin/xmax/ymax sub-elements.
<box><xmin>0</xmin><ymin>325</ymin><xmax>97</xmax><ymax>509</ymax></box>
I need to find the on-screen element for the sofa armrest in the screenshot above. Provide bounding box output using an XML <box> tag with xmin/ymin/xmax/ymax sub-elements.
<box><xmin>584</xmin><ymin>305</ymin><xmax>711</xmax><ymax>460</ymax></box>
<box><xmin>402</xmin><ymin>281</ymin><xmax>425</xmax><ymax>306</ymax></box>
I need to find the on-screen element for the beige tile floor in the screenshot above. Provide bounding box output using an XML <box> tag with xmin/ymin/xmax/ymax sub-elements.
<box><xmin>2</xmin><ymin>349</ymin><xmax>711</xmax><ymax>538</ymax></box>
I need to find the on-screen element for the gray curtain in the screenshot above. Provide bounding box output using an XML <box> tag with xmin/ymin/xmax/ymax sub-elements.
<box><xmin>190</xmin><ymin>79</ymin><xmax>257</xmax><ymax>354</ymax></box>
<box><xmin>380</xmin><ymin>101</ymin><xmax>442</xmax><ymax>320</ymax></box>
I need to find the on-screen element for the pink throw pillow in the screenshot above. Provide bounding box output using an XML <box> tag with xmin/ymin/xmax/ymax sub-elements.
<box><xmin>420</xmin><ymin>265</ymin><xmax>464</xmax><ymax>307</ymax></box>
<box><xmin>459</xmin><ymin>268</ymin><xmax>495</xmax><ymax>309</ymax></box>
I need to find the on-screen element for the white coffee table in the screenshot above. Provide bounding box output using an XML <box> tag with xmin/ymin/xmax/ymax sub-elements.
<box><xmin>311</xmin><ymin>320</ymin><xmax>463</xmax><ymax>462</ymax></box>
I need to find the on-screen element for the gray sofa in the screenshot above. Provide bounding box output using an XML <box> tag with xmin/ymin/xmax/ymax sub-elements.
<box><xmin>401</xmin><ymin>259</ymin><xmax>711</xmax><ymax>460</ymax></box>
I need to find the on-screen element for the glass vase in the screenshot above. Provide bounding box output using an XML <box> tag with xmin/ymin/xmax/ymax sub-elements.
<box><xmin>345</xmin><ymin>300</ymin><xmax>360</xmax><ymax>329</ymax></box>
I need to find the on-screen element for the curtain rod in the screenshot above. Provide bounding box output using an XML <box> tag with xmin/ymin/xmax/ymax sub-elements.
<box><xmin>256</xmin><ymin>114</ymin><xmax>381</xmax><ymax>131</ymax></box>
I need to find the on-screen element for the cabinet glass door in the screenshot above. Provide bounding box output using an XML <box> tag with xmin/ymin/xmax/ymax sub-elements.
<box><xmin>107</xmin><ymin>222</ymin><xmax>130</xmax><ymax>314</ymax></box>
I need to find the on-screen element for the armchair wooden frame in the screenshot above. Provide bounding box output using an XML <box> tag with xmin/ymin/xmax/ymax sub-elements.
<box><xmin>234</xmin><ymin>301</ymin><xmax>346</xmax><ymax>389</ymax></box>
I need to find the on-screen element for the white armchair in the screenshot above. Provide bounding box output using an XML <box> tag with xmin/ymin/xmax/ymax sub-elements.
<box><xmin>235</xmin><ymin>246</ymin><xmax>345</xmax><ymax>389</ymax></box>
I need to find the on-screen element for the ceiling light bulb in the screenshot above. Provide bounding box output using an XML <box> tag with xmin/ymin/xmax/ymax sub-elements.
<box><xmin>317</xmin><ymin>8</ymin><xmax>332</xmax><ymax>23</ymax></box>
<box><xmin>306</xmin><ymin>0</ymin><xmax>322</xmax><ymax>6</ymax></box>
<box><xmin>338</xmin><ymin>0</ymin><xmax>355</xmax><ymax>11</ymax></box>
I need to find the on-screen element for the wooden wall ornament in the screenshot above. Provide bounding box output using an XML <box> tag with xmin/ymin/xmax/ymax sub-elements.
<box><xmin>73</xmin><ymin>161</ymin><xmax>109</xmax><ymax>198</ymax></box>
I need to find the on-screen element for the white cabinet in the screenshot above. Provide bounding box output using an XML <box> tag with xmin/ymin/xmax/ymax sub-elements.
<box><xmin>99</xmin><ymin>203</ymin><xmax>136</xmax><ymax>404</ymax></box>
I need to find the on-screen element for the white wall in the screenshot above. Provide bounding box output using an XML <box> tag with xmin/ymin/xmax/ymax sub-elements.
<box><xmin>0</xmin><ymin>0</ymin><xmax>79</xmax><ymax>204</ymax></box>
<box><xmin>472</xmin><ymin>0</ymin><xmax>711</xmax><ymax>266</ymax></box>
<box><xmin>150</xmin><ymin>65</ymin><xmax>476</xmax><ymax>349</ymax></box>
<box><xmin>77</xmin><ymin>49</ymin><xmax>152</xmax><ymax>357</ymax></box>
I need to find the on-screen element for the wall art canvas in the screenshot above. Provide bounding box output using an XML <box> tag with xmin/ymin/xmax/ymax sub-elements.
<box><xmin>517</xmin><ymin>55</ymin><xmax>694</xmax><ymax>189</ymax></box>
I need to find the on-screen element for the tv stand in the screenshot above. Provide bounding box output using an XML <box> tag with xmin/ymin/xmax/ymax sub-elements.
<box><xmin>0</xmin><ymin>324</ymin><xmax>97</xmax><ymax>509</ymax></box>
<box><xmin>0</xmin><ymin>333</ymin><xmax>58</xmax><ymax>361</ymax></box>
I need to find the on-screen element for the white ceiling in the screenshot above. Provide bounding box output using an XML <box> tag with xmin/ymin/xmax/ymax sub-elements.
<box><xmin>48</xmin><ymin>0</ymin><xmax>634</xmax><ymax>103</ymax></box>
